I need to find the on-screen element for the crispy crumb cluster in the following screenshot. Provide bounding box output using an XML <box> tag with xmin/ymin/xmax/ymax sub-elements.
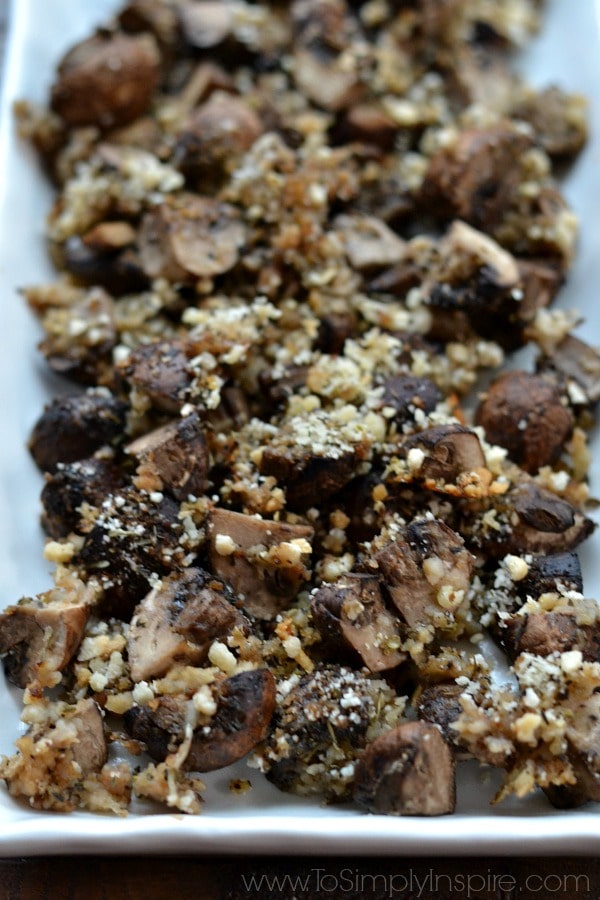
<box><xmin>1</xmin><ymin>0</ymin><xmax>599</xmax><ymax>818</ymax></box>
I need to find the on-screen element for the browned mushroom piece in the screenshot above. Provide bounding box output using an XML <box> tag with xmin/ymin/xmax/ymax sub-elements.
<box><xmin>334</xmin><ymin>214</ymin><xmax>406</xmax><ymax>272</ymax></box>
<box><xmin>127</xmin><ymin>568</ymin><xmax>248</xmax><ymax>682</ymax></box>
<box><xmin>177</xmin><ymin>1</ymin><xmax>234</xmax><ymax>49</ymax></box>
<box><xmin>500</xmin><ymin>611</ymin><xmax>579</xmax><ymax>661</ymax></box>
<box><xmin>424</xmin><ymin>222</ymin><xmax>524</xmax><ymax>348</ymax></box>
<box><xmin>123</xmin><ymin>695</ymin><xmax>183</xmax><ymax>761</ymax></box>
<box><xmin>332</xmin><ymin>103</ymin><xmax>398</xmax><ymax>152</ymax></box>
<box><xmin>124</xmin><ymin>669</ymin><xmax>276</xmax><ymax>772</ymax></box>
<box><xmin>138</xmin><ymin>195</ymin><xmax>246</xmax><ymax>282</ymax></box>
<box><xmin>173</xmin><ymin>92</ymin><xmax>263</xmax><ymax>182</ymax></box>
<box><xmin>72</xmin><ymin>698</ymin><xmax>108</xmax><ymax>772</ymax></box>
<box><xmin>537</xmin><ymin>334</ymin><xmax>600</xmax><ymax>408</ymax></box>
<box><xmin>513</xmin><ymin>86</ymin><xmax>588</xmax><ymax>159</ymax></box>
<box><xmin>290</xmin><ymin>0</ymin><xmax>365</xmax><ymax>112</ymax></box>
<box><xmin>398</xmin><ymin>423</ymin><xmax>488</xmax><ymax>489</ymax></box>
<box><xmin>514</xmin><ymin>551</ymin><xmax>583</xmax><ymax>603</ymax></box>
<box><xmin>353</xmin><ymin>721</ymin><xmax>456</xmax><ymax>816</ymax></box>
<box><xmin>422</xmin><ymin>125</ymin><xmax>531</xmax><ymax>230</ymax></box>
<box><xmin>378</xmin><ymin>374</ymin><xmax>442</xmax><ymax>425</ymax></box>
<box><xmin>38</xmin><ymin>288</ymin><xmax>117</xmax><ymax>385</ymax></box>
<box><xmin>41</xmin><ymin>458</ymin><xmax>128</xmax><ymax>539</ymax></box>
<box><xmin>469</xmin><ymin>480</ymin><xmax>594</xmax><ymax>558</ymax></box>
<box><xmin>119</xmin><ymin>339</ymin><xmax>193</xmax><ymax>414</ymax></box>
<box><xmin>61</xmin><ymin>219</ymin><xmax>145</xmax><ymax>295</ymax></box>
<box><xmin>0</xmin><ymin>597</ymin><xmax>90</xmax><ymax>688</ymax></box>
<box><xmin>126</xmin><ymin>411</ymin><xmax>210</xmax><ymax>501</ymax></box>
<box><xmin>186</xmin><ymin>669</ymin><xmax>276</xmax><ymax>772</ymax></box>
<box><xmin>263</xmin><ymin>665</ymin><xmax>388</xmax><ymax>797</ymax></box>
<box><xmin>310</xmin><ymin>573</ymin><xmax>406</xmax><ymax>672</ymax></box>
<box><xmin>78</xmin><ymin>489</ymin><xmax>186</xmax><ymax>618</ymax></box>
<box><xmin>416</xmin><ymin>682</ymin><xmax>466</xmax><ymax>751</ymax></box>
<box><xmin>438</xmin><ymin>220</ymin><xmax>520</xmax><ymax>290</ymax></box>
<box><xmin>375</xmin><ymin>518</ymin><xmax>474</xmax><ymax>629</ymax></box>
<box><xmin>50</xmin><ymin>32</ymin><xmax>161</xmax><ymax>129</ymax></box>
<box><xmin>258</xmin><ymin>427</ymin><xmax>369</xmax><ymax>512</ymax></box>
<box><xmin>516</xmin><ymin>258</ymin><xmax>563</xmax><ymax>327</ymax></box>
<box><xmin>545</xmin><ymin>693</ymin><xmax>600</xmax><ymax>809</ymax></box>
<box><xmin>475</xmin><ymin>371</ymin><xmax>574</xmax><ymax>473</ymax></box>
<box><xmin>28</xmin><ymin>391</ymin><xmax>127</xmax><ymax>473</ymax></box>
<box><xmin>207</xmin><ymin>508</ymin><xmax>313</xmax><ymax>619</ymax></box>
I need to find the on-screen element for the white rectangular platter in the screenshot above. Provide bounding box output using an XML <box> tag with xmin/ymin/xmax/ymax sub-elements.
<box><xmin>1</xmin><ymin>0</ymin><xmax>600</xmax><ymax>857</ymax></box>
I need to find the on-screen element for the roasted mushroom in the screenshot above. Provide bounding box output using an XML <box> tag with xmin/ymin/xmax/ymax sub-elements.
<box><xmin>51</xmin><ymin>32</ymin><xmax>161</xmax><ymax>129</ymax></box>
<box><xmin>207</xmin><ymin>509</ymin><xmax>313</xmax><ymax>619</ymax></box>
<box><xmin>475</xmin><ymin>371</ymin><xmax>573</xmax><ymax>473</ymax></box>
<box><xmin>29</xmin><ymin>390</ymin><xmax>127</xmax><ymax>473</ymax></box>
<box><xmin>311</xmin><ymin>573</ymin><xmax>406</xmax><ymax>672</ymax></box>
<box><xmin>0</xmin><ymin>596</ymin><xmax>90</xmax><ymax>688</ymax></box>
<box><xmin>126</xmin><ymin>411</ymin><xmax>210</xmax><ymax>500</ymax></box>
<box><xmin>127</xmin><ymin>568</ymin><xmax>248</xmax><ymax>682</ymax></box>
<box><xmin>353</xmin><ymin>721</ymin><xmax>456</xmax><ymax>816</ymax></box>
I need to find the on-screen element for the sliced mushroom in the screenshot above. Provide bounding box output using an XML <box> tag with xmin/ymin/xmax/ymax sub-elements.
<box><xmin>334</xmin><ymin>213</ymin><xmax>406</xmax><ymax>272</ymax></box>
<box><xmin>398</xmin><ymin>424</ymin><xmax>488</xmax><ymax>489</ymax></box>
<box><xmin>51</xmin><ymin>32</ymin><xmax>161</xmax><ymax>129</ymax></box>
<box><xmin>72</xmin><ymin>698</ymin><xmax>108</xmax><ymax>772</ymax></box>
<box><xmin>126</xmin><ymin>411</ymin><xmax>210</xmax><ymax>500</ymax></box>
<box><xmin>127</xmin><ymin>568</ymin><xmax>248</xmax><ymax>682</ymax></box>
<box><xmin>417</xmin><ymin>683</ymin><xmax>466</xmax><ymax>752</ymax></box>
<box><xmin>545</xmin><ymin>693</ymin><xmax>600</xmax><ymax>808</ymax></box>
<box><xmin>501</xmin><ymin>611</ymin><xmax>579</xmax><ymax>661</ymax></box>
<box><xmin>41</xmin><ymin>458</ymin><xmax>127</xmax><ymax>539</ymax></box>
<box><xmin>515</xmin><ymin>551</ymin><xmax>583</xmax><ymax>603</ymax></box>
<box><xmin>0</xmin><ymin>597</ymin><xmax>90</xmax><ymax>688</ymax></box>
<box><xmin>186</xmin><ymin>669</ymin><xmax>276</xmax><ymax>772</ymax></box>
<box><xmin>378</xmin><ymin>375</ymin><xmax>441</xmax><ymax>425</ymax></box>
<box><xmin>353</xmin><ymin>721</ymin><xmax>456</xmax><ymax>816</ymax></box>
<box><xmin>475</xmin><ymin>371</ymin><xmax>574</xmax><ymax>473</ymax></box>
<box><xmin>468</xmin><ymin>480</ymin><xmax>594</xmax><ymax>558</ymax></box>
<box><xmin>422</xmin><ymin>125</ymin><xmax>531</xmax><ymax>230</ymax></box>
<box><xmin>173</xmin><ymin>92</ymin><xmax>263</xmax><ymax>182</ymax></box>
<box><xmin>259</xmin><ymin>431</ymin><xmax>369</xmax><ymax>512</ymax></box>
<box><xmin>439</xmin><ymin>220</ymin><xmax>520</xmax><ymax>290</ymax></box>
<box><xmin>28</xmin><ymin>391</ymin><xmax>127</xmax><ymax>473</ymax></box>
<box><xmin>61</xmin><ymin>219</ymin><xmax>144</xmax><ymax>295</ymax></box>
<box><xmin>538</xmin><ymin>334</ymin><xmax>600</xmax><ymax>407</ymax></box>
<box><xmin>78</xmin><ymin>489</ymin><xmax>186</xmax><ymax>619</ymax></box>
<box><xmin>516</xmin><ymin>258</ymin><xmax>563</xmax><ymax>327</ymax></box>
<box><xmin>375</xmin><ymin>518</ymin><xmax>474</xmax><ymax>629</ymax></box>
<box><xmin>138</xmin><ymin>195</ymin><xmax>245</xmax><ymax>282</ymax></box>
<box><xmin>332</xmin><ymin>103</ymin><xmax>398</xmax><ymax>152</ymax></box>
<box><xmin>513</xmin><ymin>86</ymin><xmax>588</xmax><ymax>159</ymax></box>
<box><xmin>311</xmin><ymin>574</ymin><xmax>406</xmax><ymax>672</ymax></box>
<box><xmin>290</xmin><ymin>0</ymin><xmax>365</xmax><ymax>112</ymax></box>
<box><xmin>264</xmin><ymin>665</ymin><xmax>386</xmax><ymax>797</ymax></box>
<box><xmin>207</xmin><ymin>509</ymin><xmax>313</xmax><ymax>619</ymax></box>
<box><xmin>119</xmin><ymin>339</ymin><xmax>193</xmax><ymax>414</ymax></box>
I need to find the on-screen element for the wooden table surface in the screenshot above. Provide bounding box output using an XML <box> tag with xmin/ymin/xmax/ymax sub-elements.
<box><xmin>0</xmin><ymin>854</ymin><xmax>598</xmax><ymax>899</ymax></box>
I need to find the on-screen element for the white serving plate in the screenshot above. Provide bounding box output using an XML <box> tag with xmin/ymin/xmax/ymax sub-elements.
<box><xmin>1</xmin><ymin>0</ymin><xmax>600</xmax><ymax>857</ymax></box>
